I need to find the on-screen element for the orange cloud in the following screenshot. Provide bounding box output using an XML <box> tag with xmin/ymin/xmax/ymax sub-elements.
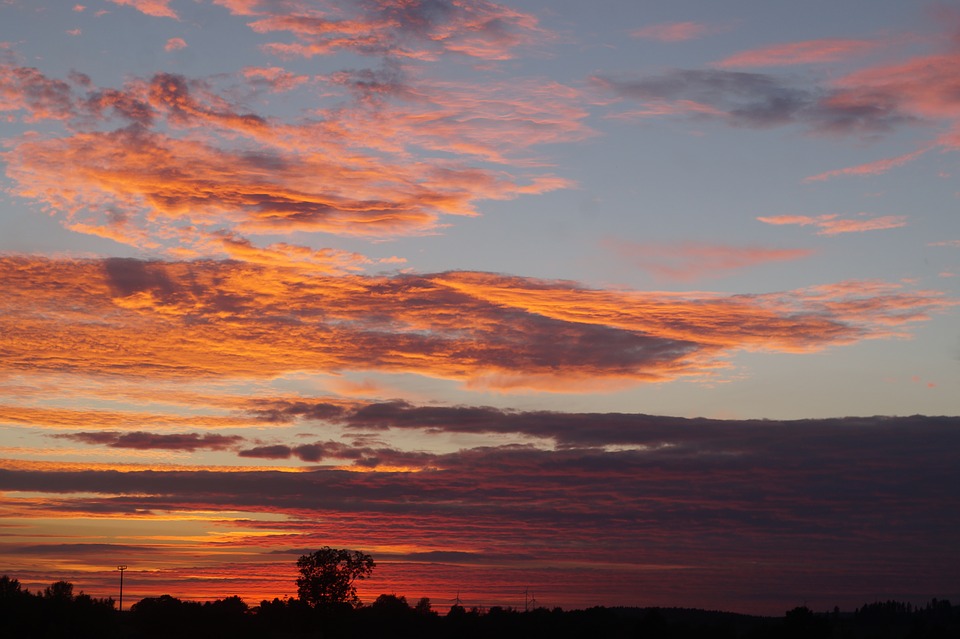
<box><xmin>1</xmin><ymin>64</ymin><xmax>580</xmax><ymax>253</ymax></box>
<box><xmin>5</xmin><ymin>127</ymin><xmax>470</xmax><ymax>242</ymax></box>
<box><xmin>631</xmin><ymin>22</ymin><xmax>713</xmax><ymax>42</ymax></box>
<box><xmin>716</xmin><ymin>38</ymin><xmax>880</xmax><ymax>67</ymax></box>
<box><xmin>213</xmin><ymin>232</ymin><xmax>374</xmax><ymax>274</ymax></box>
<box><xmin>0</xmin><ymin>257</ymin><xmax>949</xmax><ymax>391</ymax></box>
<box><xmin>0</xmin><ymin>405</ymin><xmax>262</xmax><ymax>431</ymax></box>
<box><xmin>602</xmin><ymin>240</ymin><xmax>813</xmax><ymax>281</ymax></box>
<box><xmin>757</xmin><ymin>213</ymin><xmax>908</xmax><ymax>235</ymax></box>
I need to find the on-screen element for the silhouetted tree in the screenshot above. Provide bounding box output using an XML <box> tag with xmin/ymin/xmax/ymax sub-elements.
<box><xmin>295</xmin><ymin>547</ymin><xmax>375</xmax><ymax>608</ymax></box>
<box><xmin>371</xmin><ymin>593</ymin><xmax>411</xmax><ymax>615</ymax></box>
<box><xmin>43</xmin><ymin>579</ymin><xmax>75</xmax><ymax>602</ymax></box>
<box><xmin>0</xmin><ymin>576</ymin><xmax>23</xmax><ymax>599</ymax></box>
<box><xmin>131</xmin><ymin>594</ymin><xmax>203</xmax><ymax>636</ymax></box>
<box><xmin>415</xmin><ymin>596</ymin><xmax>435</xmax><ymax>616</ymax></box>
<box><xmin>254</xmin><ymin>596</ymin><xmax>313</xmax><ymax>636</ymax></box>
<box><xmin>782</xmin><ymin>605</ymin><xmax>828</xmax><ymax>639</ymax></box>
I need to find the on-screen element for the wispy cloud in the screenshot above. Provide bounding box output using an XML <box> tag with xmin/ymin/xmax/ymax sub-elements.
<box><xmin>595</xmin><ymin>29</ymin><xmax>960</xmax><ymax>179</ymax></box>
<box><xmin>757</xmin><ymin>213</ymin><xmax>908</xmax><ymax>235</ymax></box>
<box><xmin>630</xmin><ymin>22</ymin><xmax>714</xmax><ymax>42</ymax></box>
<box><xmin>716</xmin><ymin>38</ymin><xmax>881</xmax><ymax>67</ymax></box>
<box><xmin>216</xmin><ymin>0</ymin><xmax>543</xmax><ymax>61</ymax></box>
<box><xmin>601</xmin><ymin>239</ymin><xmax>813</xmax><ymax>281</ymax></box>
<box><xmin>803</xmin><ymin>147</ymin><xmax>932</xmax><ymax>182</ymax></box>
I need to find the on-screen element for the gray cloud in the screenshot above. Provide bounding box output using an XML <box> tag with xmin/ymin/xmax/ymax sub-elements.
<box><xmin>594</xmin><ymin>69</ymin><xmax>915</xmax><ymax>133</ymax></box>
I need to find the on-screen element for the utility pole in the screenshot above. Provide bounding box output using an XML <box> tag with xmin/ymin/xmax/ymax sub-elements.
<box><xmin>117</xmin><ymin>565</ymin><xmax>127</xmax><ymax>612</ymax></box>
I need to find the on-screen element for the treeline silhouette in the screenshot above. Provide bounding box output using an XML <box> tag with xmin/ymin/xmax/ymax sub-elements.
<box><xmin>2</xmin><ymin>575</ymin><xmax>959</xmax><ymax>638</ymax></box>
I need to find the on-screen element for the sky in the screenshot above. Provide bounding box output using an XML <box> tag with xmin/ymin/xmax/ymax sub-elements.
<box><xmin>0</xmin><ymin>0</ymin><xmax>958</xmax><ymax>616</ymax></box>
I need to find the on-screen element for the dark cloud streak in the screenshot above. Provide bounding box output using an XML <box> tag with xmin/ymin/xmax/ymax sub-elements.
<box><xmin>4</xmin><ymin>414</ymin><xmax>958</xmax><ymax>551</ymax></box>
<box><xmin>593</xmin><ymin>69</ymin><xmax>914</xmax><ymax>133</ymax></box>
<box><xmin>54</xmin><ymin>431</ymin><xmax>244</xmax><ymax>451</ymax></box>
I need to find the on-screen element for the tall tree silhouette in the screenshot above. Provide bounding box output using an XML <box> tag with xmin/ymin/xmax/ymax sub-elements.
<box><xmin>295</xmin><ymin>547</ymin><xmax>375</xmax><ymax>608</ymax></box>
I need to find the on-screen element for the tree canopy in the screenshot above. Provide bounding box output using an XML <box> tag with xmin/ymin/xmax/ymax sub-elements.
<box><xmin>295</xmin><ymin>547</ymin><xmax>375</xmax><ymax>608</ymax></box>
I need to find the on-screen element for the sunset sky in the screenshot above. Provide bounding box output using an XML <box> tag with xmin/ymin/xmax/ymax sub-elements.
<box><xmin>1</xmin><ymin>0</ymin><xmax>958</xmax><ymax>616</ymax></box>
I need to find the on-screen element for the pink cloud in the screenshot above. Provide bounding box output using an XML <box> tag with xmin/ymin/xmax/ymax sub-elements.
<box><xmin>831</xmin><ymin>53</ymin><xmax>960</xmax><ymax>121</ymax></box>
<box><xmin>106</xmin><ymin>0</ymin><xmax>178</xmax><ymax>19</ymax></box>
<box><xmin>796</xmin><ymin>51</ymin><xmax>960</xmax><ymax>178</ymax></box>
<box><xmin>322</xmin><ymin>72</ymin><xmax>592</xmax><ymax>163</ymax></box>
<box><xmin>0</xmin><ymin>65</ymin><xmax>75</xmax><ymax>121</ymax></box>
<box><xmin>631</xmin><ymin>22</ymin><xmax>713</xmax><ymax>42</ymax></box>
<box><xmin>716</xmin><ymin>38</ymin><xmax>880</xmax><ymax>67</ymax></box>
<box><xmin>602</xmin><ymin>239</ymin><xmax>813</xmax><ymax>281</ymax></box>
<box><xmin>604</xmin><ymin>98</ymin><xmax>724</xmax><ymax>119</ymax></box>
<box><xmin>242</xmin><ymin>66</ymin><xmax>309</xmax><ymax>92</ymax></box>
<box><xmin>598</xmin><ymin>27</ymin><xmax>960</xmax><ymax>180</ymax></box>
<box><xmin>164</xmin><ymin>37</ymin><xmax>187</xmax><ymax>52</ymax></box>
<box><xmin>804</xmin><ymin>147</ymin><xmax>932</xmax><ymax>182</ymax></box>
<box><xmin>757</xmin><ymin>213</ymin><xmax>908</xmax><ymax>235</ymax></box>
<box><xmin>218</xmin><ymin>0</ymin><xmax>542</xmax><ymax>62</ymax></box>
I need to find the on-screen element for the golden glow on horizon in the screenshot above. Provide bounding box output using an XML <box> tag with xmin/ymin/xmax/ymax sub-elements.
<box><xmin>0</xmin><ymin>458</ymin><xmax>308</xmax><ymax>473</ymax></box>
